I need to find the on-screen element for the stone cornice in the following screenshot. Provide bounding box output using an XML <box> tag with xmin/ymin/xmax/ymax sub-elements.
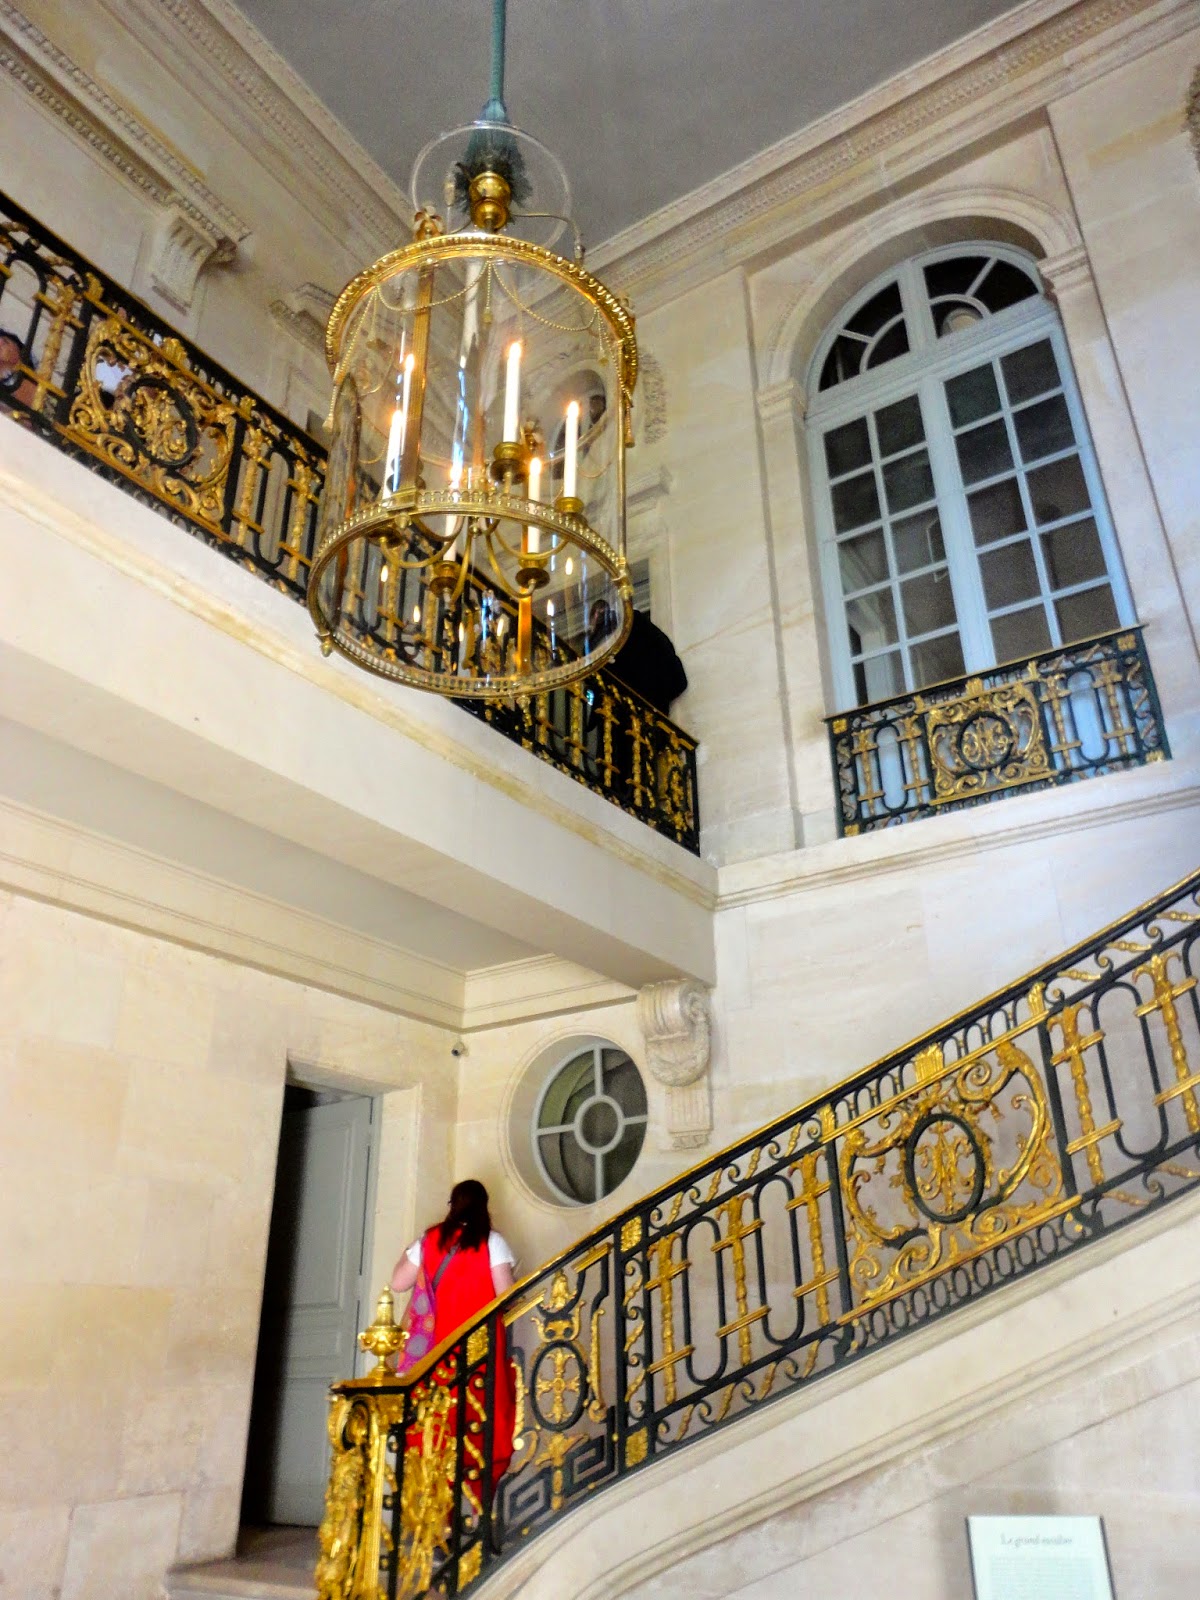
<box><xmin>0</xmin><ymin>0</ymin><xmax>248</xmax><ymax>243</ymax></box>
<box><xmin>0</xmin><ymin>794</ymin><xmax>465</xmax><ymax>1028</ymax></box>
<box><xmin>136</xmin><ymin>0</ymin><xmax>411</xmax><ymax>251</ymax></box>
<box><xmin>593</xmin><ymin>0</ymin><xmax>1197</xmax><ymax>311</ymax></box>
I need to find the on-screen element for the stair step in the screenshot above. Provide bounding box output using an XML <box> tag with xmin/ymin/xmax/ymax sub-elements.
<box><xmin>166</xmin><ymin>1527</ymin><xmax>316</xmax><ymax>1600</ymax></box>
<box><xmin>167</xmin><ymin>1578</ymin><xmax>311</xmax><ymax>1600</ymax></box>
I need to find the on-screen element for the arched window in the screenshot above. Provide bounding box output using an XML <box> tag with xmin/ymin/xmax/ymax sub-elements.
<box><xmin>807</xmin><ymin>245</ymin><xmax>1134</xmax><ymax>709</ymax></box>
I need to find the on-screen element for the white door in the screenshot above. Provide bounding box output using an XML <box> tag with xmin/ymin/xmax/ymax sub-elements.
<box><xmin>246</xmin><ymin>1093</ymin><xmax>375</xmax><ymax>1526</ymax></box>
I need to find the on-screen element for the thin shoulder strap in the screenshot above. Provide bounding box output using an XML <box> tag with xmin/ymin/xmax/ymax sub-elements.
<box><xmin>430</xmin><ymin>1242</ymin><xmax>460</xmax><ymax>1291</ymax></box>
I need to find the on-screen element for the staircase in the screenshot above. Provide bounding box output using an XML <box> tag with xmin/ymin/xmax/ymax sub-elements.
<box><xmin>168</xmin><ymin>1528</ymin><xmax>316</xmax><ymax>1599</ymax></box>
<box><xmin>170</xmin><ymin>867</ymin><xmax>1200</xmax><ymax>1600</ymax></box>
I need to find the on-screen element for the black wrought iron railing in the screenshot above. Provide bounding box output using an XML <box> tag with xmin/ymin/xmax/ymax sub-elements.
<box><xmin>826</xmin><ymin>627</ymin><xmax>1168</xmax><ymax>836</ymax></box>
<box><xmin>317</xmin><ymin>868</ymin><xmax>1200</xmax><ymax>1599</ymax></box>
<box><xmin>0</xmin><ymin>191</ymin><xmax>699</xmax><ymax>854</ymax></box>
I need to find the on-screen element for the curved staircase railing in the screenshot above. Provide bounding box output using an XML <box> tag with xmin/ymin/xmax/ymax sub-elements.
<box><xmin>315</xmin><ymin>866</ymin><xmax>1200</xmax><ymax>1598</ymax></box>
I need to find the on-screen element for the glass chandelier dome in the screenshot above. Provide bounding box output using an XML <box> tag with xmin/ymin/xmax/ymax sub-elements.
<box><xmin>309</xmin><ymin>4</ymin><xmax>637</xmax><ymax>698</ymax></box>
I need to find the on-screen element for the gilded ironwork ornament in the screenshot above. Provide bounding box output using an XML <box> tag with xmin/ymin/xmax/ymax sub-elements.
<box><xmin>0</xmin><ymin>189</ymin><xmax>699</xmax><ymax>853</ymax></box>
<box><xmin>827</xmin><ymin>628</ymin><xmax>1168</xmax><ymax>835</ymax></box>
<box><xmin>312</xmin><ymin>870</ymin><xmax>1200</xmax><ymax>1599</ymax></box>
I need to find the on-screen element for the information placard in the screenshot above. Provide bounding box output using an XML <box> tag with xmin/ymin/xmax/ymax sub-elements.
<box><xmin>966</xmin><ymin>1515</ymin><xmax>1116</xmax><ymax>1600</ymax></box>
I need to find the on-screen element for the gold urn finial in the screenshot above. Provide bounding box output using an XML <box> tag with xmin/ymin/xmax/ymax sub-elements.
<box><xmin>468</xmin><ymin>170</ymin><xmax>512</xmax><ymax>231</ymax></box>
<box><xmin>358</xmin><ymin>1286</ymin><xmax>406</xmax><ymax>1378</ymax></box>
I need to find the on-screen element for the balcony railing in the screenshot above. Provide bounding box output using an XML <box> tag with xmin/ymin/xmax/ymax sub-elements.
<box><xmin>318</xmin><ymin>867</ymin><xmax>1200</xmax><ymax>1598</ymax></box>
<box><xmin>826</xmin><ymin>627</ymin><xmax>1168</xmax><ymax>836</ymax></box>
<box><xmin>0</xmin><ymin>191</ymin><xmax>699</xmax><ymax>854</ymax></box>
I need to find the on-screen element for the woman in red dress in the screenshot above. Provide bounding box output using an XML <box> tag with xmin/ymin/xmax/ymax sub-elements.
<box><xmin>391</xmin><ymin>1180</ymin><xmax>518</xmax><ymax>1495</ymax></box>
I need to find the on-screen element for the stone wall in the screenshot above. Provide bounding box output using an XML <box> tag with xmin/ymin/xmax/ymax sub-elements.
<box><xmin>0</xmin><ymin>888</ymin><xmax>454</xmax><ymax>1599</ymax></box>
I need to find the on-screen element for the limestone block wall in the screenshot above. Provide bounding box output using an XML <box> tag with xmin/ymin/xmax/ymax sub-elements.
<box><xmin>0</xmin><ymin>0</ymin><xmax>406</xmax><ymax>426</ymax></box>
<box><xmin>627</xmin><ymin>21</ymin><xmax>1200</xmax><ymax>866</ymax></box>
<box><xmin>0</xmin><ymin>888</ymin><xmax>455</xmax><ymax>1600</ymax></box>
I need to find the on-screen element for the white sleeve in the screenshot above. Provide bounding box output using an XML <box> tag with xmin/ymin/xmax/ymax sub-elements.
<box><xmin>488</xmin><ymin>1231</ymin><xmax>516</xmax><ymax>1268</ymax></box>
<box><xmin>405</xmin><ymin>1239</ymin><xmax>422</xmax><ymax>1266</ymax></box>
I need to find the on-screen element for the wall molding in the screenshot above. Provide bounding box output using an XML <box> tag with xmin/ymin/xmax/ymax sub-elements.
<box><xmin>270</xmin><ymin>282</ymin><xmax>338</xmax><ymax>358</ymax></box>
<box><xmin>760</xmin><ymin>181</ymin><xmax>1082</xmax><ymax>387</ymax></box>
<box><xmin>131</xmin><ymin>0</ymin><xmax>411</xmax><ymax>252</ymax></box>
<box><xmin>462</xmin><ymin>955</ymin><xmax>634</xmax><ymax>1032</ymax></box>
<box><xmin>593</xmin><ymin>0</ymin><xmax>1197</xmax><ymax>312</ymax></box>
<box><xmin>0</xmin><ymin>0</ymin><xmax>249</xmax><ymax>245</ymax></box>
<box><xmin>716</xmin><ymin>762</ymin><xmax>1200</xmax><ymax>912</ymax></box>
<box><xmin>0</xmin><ymin>794</ymin><xmax>465</xmax><ymax>1028</ymax></box>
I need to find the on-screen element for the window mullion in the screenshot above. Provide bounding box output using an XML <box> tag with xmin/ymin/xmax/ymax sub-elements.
<box><xmin>809</xmin><ymin>423</ymin><xmax>860</xmax><ymax>708</ymax></box>
<box><xmin>867</xmin><ymin>409</ymin><xmax>912</xmax><ymax>692</ymax></box>
<box><xmin>921</xmin><ymin>373</ymin><xmax>992</xmax><ymax>672</ymax></box>
<box><xmin>1048</xmin><ymin>324</ymin><xmax>1136</xmax><ymax>627</ymax></box>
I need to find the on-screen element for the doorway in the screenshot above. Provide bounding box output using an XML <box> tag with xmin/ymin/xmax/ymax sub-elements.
<box><xmin>242</xmin><ymin>1083</ymin><xmax>377</xmax><ymax>1527</ymax></box>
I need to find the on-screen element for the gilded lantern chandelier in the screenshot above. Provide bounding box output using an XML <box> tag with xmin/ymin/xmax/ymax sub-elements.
<box><xmin>309</xmin><ymin>0</ymin><xmax>637</xmax><ymax>697</ymax></box>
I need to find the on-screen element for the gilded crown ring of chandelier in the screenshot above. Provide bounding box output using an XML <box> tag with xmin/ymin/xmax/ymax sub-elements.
<box><xmin>325</xmin><ymin>233</ymin><xmax>637</xmax><ymax>396</ymax></box>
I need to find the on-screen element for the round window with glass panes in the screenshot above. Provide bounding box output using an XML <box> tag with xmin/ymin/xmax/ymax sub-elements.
<box><xmin>532</xmin><ymin>1043</ymin><xmax>647</xmax><ymax>1205</ymax></box>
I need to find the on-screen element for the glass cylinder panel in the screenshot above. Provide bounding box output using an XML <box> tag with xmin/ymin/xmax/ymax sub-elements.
<box><xmin>310</xmin><ymin>233</ymin><xmax>636</xmax><ymax>696</ymax></box>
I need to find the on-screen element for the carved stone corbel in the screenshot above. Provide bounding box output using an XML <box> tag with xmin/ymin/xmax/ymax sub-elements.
<box><xmin>637</xmin><ymin>978</ymin><xmax>712</xmax><ymax>1151</ymax></box>
<box><xmin>148</xmin><ymin>203</ymin><xmax>236</xmax><ymax>313</ymax></box>
<box><xmin>271</xmin><ymin>282</ymin><xmax>338</xmax><ymax>356</ymax></box>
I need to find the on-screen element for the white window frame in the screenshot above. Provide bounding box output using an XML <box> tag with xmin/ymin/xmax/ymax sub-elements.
<box><xmin>806</xmin><ymin>246</ymin><xmax>1135</xmax><ymax>711</ymax></box>
<box><xmin>532</xmin><ymin>1041</ymin><xmax>648</xmax><ymax>1207</ymax></box>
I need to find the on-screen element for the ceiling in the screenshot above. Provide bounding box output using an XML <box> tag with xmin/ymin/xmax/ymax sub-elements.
<box><xmin>233</xmin><ymin>0</ymin><xmax>1031</xmax><ymax>248</ymax></box>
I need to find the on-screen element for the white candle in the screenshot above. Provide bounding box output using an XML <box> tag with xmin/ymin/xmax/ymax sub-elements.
<box><xmin>385</xmin><ymin>353</ymin><xmax>415</xmax><ymax>491</ymax></box>
<box><xmin>526</xmin><ymin>455</ymin><xmax>542</xmax><ymax>554</ymax></box>
<box><xmin>563</xmin><ymin>399</ymin><xmax>580</xmax><ymax>500</ymax></box>
<box><xmin>503</xmin><ymin>341</ymin><xmax>522</xmax><ymax>443</ymax></box>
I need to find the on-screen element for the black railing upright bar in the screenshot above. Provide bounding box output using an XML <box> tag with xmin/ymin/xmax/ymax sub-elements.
<box><xmin>318</xmin><ymin>865</ymin><xmax>1200</xmax><ymax>1599</ymax></box>
<box><xmin>0</xmin><ymin>188</ymin><xmax>700</xmax><ymax>853</ymax></box>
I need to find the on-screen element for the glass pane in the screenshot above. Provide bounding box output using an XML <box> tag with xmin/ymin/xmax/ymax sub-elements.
<box><xmin>605</xmin><ymin>1118</ymin><xmax>645</xmax><ymax>1195</ymax></box>
<box><xmin>945</xmin><ymin>363</ymin><xmax>1001</xmax><ymax>428</ymax></box>
<box><xmin>539</xmin><ymin>1052</ymin><xmax>593</xmax><ymax>1129</ymax></box>
<box><xmin>832</xmin><ymin>469</ymin><xmax>880</xmax><ymax>532</ymax></box>
<box><xmin>824</xmin><ymin>417</ymin><xmax>872</xmax><ymax>478</ymax></box>
<box><xmin>893</xmin><ymin>512</ymin><xmax>944</xmax><ymax>574</ymax></box>
<box><xmin>956</xmin><ymin>418</ymin><xmax>1013</xmax><ymax>484</ymax></box>
<box><xmin>847</xmin><ymin>281</ymin><xmax>903</xmax><ymax>340</ymax></box>
<box><xmin>538</xmin><ymin>1129</ymin><xmax>595</xmax><ymax>1204</ymax></box>
<box><xmin>866</xmin><ymin>320</ymin><xmax>910</xmax><ymax>369</ymax></box>
<box><xmin>882</xmin><ymin>450</ymin><xmax>934</xmax><ymax>513</ymax></box>
<box><xmin>875</xmin><ymin>395</ymin><xmax>924</xmax><ymax>458</ymax></box>
<box><xmin>1027</xmin><ymin>455</ymin><xmax>1090</xmax><ymax>524</ymax></box>
<box><xmin>846</xmin><ymin>588</ymin><xmax>899</xmax><ymax>650</ymax></box>
<box><xmin>1002</xmin><ymin>339</ymin><xmax>1059</xmax><ymax>405</ymax></box>
<box><xmin>911</xmin><ymin>632</ymin><xmax>965</xmax><ymax>688</ymax></box>
<box><xmin>853</xmin><ymin>650</ymin><xmax>904</xmax><ymax>704</ymax></box>
<box><xmin>901</xmin><ymin>569</ymin><xmax>957</xmax><ymax>637</ymax></box>
<box><xmin>934</xmin><ymin>302</ymin><xmax>985</xmax><ymax>338</ymax></box>
<box><xmin>1014</xmin><ymin>394</ymin><xmax>1074</xmax><ymax>463</ymax></box>
<box><xmin>603</xmin><ymin>1051</ymin><xmax>648</xmax><ymax>1117</ymax></box>
<box><xmin>980</xmin><ymin>540</ymin><xmax>1042</xmax><ymax>609</ymax></box>
<box><xmin>838</xmin><ymin>528</ymin><xmax>889</xmax><ymax>591</ymax></box>
<box><xmin>924</xmin><ymin>256</ymin><xmax>989</xmax><ymax>301</ymax></box>
<box><xmin>820</xmin><ymin>341</ymin><xmax>859</xmax><ymax>391</ymax></box>
<box><xmin>1057</xmin><ymin>584</ymin><xmax>1119</xmax><ymax>644</ymax></box>
<box><xmin>1042</xmin><ymin>518</ymin><xmax>1108</xmax><ymax>589</ymax></box>
<box><xmin>968</xmin><ymin>477</ymin><xmax>1026</xmax><ymax>546</ymax></box>
<box><xmin>975</xmin><ymin>259</ymin><xmax>1039</xmax><ymax>315</ymax></box>
<box><xmin>991</xmin><ymin>605</ymin><xmax>1052</xmax><ymax>663</ymax></box>
<box><xmin>579</xmin><ymin>1099</ymin><xmax>619</xmax><ymax>1150</ymax></box>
